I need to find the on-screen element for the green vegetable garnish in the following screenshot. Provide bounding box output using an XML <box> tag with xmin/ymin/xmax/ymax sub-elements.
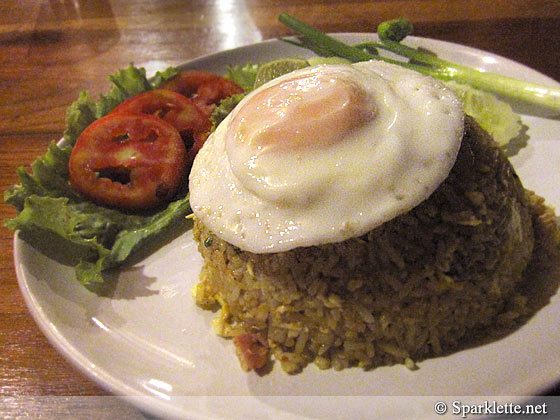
<box><xmin>377</xmin><ymin>17</ymin><xmax>413</xmax><ymax>42</ymax></box>
<box><xmin>4</xmin><ymin>64</ymin><xmax>188</xmax><ymax>291</ymax></box>
<box><xmin>278</xmin><ymin>13</ymin><xmax>560</xmax><ymax>113</ymax></box>
<box><xmin>446</xmin><ymin>81</ymin><xmax>522</xmax><ymax>146</ymax></box>
<box><xmin>253</xmin><ymin>57</ymin><xmax>309</xmax><ymax>88</ymax></box>
<box><xmin>226</xmin><ymin>62</ymin><xmax>260</xmax><ymax>92</ymax></box>
<box><xmin>209</xmin><ymin>93</ymin><xmax>246</xmax><ymax>131</ymax></box>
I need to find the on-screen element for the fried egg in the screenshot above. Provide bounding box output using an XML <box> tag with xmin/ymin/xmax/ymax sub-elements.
<box><xmin>189</xmin><ymin>61</ymin><xmax>464</xmax><ymax>253</ymax></box>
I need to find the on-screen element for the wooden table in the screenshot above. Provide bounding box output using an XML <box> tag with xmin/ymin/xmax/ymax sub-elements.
<box><xmin>1</xmin><ymin>0</ymin><xmax>559</xmax><ymax>416</ymax></box>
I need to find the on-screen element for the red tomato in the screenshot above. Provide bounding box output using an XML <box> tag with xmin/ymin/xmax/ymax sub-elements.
<box><xmin>69</xmin><ymin>112</ymin><xmax>186</xmax><ymax>210</ymax></box>
<box><xmin>160</xmin><ymin>70</ymin><xmax>244</xmax><ymax>116</ymax></box>
<box><xmin>111</xmin><ymin>89</ymin><xmax>211</xmax><ymax>165</ymax></box>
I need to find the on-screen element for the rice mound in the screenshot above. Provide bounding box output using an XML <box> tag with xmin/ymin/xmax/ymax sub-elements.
<box><xmin>192</xmin><ymin>116</ymin><xmax>550</xmax><ymax>373</ymax></box>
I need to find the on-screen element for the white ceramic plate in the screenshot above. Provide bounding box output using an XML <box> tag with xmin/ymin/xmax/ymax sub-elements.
<box><xmin>14</xmin><ymin>35</ymin><xmax>560</xmax><ymax>420</ymax></box>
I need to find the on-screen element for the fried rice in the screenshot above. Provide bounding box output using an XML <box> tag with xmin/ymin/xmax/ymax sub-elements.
<box><xmin>192</xmin><ymin>116</ymin><xmax>559</xmax><ymax>373</ymax></box>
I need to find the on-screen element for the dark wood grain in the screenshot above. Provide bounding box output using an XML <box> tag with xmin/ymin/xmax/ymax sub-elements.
<box><xmin>1</xmin><ymin>0</ymin><xmax>559</xmax><ymax>414</ymax></box>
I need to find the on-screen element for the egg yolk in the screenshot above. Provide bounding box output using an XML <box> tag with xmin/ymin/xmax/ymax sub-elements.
<box><xmin>230</xmin><ymin>73</ymin><xmax>374</xmax><ymax>153</ymax></box>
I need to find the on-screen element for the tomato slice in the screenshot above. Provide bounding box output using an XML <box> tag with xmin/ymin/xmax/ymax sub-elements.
<box><xmin>160</xmin><ymin>70</ymin><xmax>244</xmax><ymax>116</ymax></box>
<box><xmin>111</xmin><ymin>89</ymin><xmax>211</xmax><ymax>165</ymax></box>
<box><xmin>69</xmin><ymin>112</ymin><xmax>186</xmax><ymax>210</ymax></box>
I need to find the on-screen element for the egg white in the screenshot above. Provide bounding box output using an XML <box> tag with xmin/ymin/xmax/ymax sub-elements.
<box><xmin>189</xmin><ymin>61</ymin><xmax>464</xmax><ymax>253</ymax></box>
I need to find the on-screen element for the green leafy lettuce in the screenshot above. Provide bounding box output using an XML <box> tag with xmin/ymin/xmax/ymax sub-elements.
<box><xmin>207</xmin><ymin>63</ymin><xmax>258</xmax><ymax>130</ymax></box>
<box><xmin>4</xmin><ymin>64</ymin><xmax>188</xmax><ymax>290</ymax></box>
<box><xmin>226</xmin><ymin>62</ymin><xmax>259</xmax><ymax>92</ymax></box>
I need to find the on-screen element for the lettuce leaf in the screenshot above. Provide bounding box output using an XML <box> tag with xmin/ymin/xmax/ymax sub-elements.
<box><xmin>73</xmin><ymin>193</ymin><xmax>191</xmax><ymax>288</ymax></box>
<box><xmin>4</xmin><ymin>63</ymin><xmax>191</xmax><ymax>290</ymax></box>
<box><xmin>209</xmin><ymin>93</ymin><xmax>246</xmax><ymax>131</ymax></box>
<box><xmin>4</xmin><ymin>142</ymin><xmax>77</xmax><ymax>211</ymax></box>
<box><xmin>226</xmin><ymin>62</ymin><xmax>259</xmax><ymax>92</ymax></box>
<box><xmin>207</xmin><ymin>63</ymin><xmax>259</xmax><ymax>131</ymax></box>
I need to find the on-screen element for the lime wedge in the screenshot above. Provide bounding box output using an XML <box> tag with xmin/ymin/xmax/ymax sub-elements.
<box><xmin>253</xmin><ymin>58</ymin><xmax>310</xmax><ymax>88</ymax></box>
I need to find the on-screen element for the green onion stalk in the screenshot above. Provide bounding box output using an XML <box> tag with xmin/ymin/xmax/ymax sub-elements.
<box><xmin>278</xmin><ymin>13</ymin><xmax>560</xmax><ymax>113</ymax></box>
